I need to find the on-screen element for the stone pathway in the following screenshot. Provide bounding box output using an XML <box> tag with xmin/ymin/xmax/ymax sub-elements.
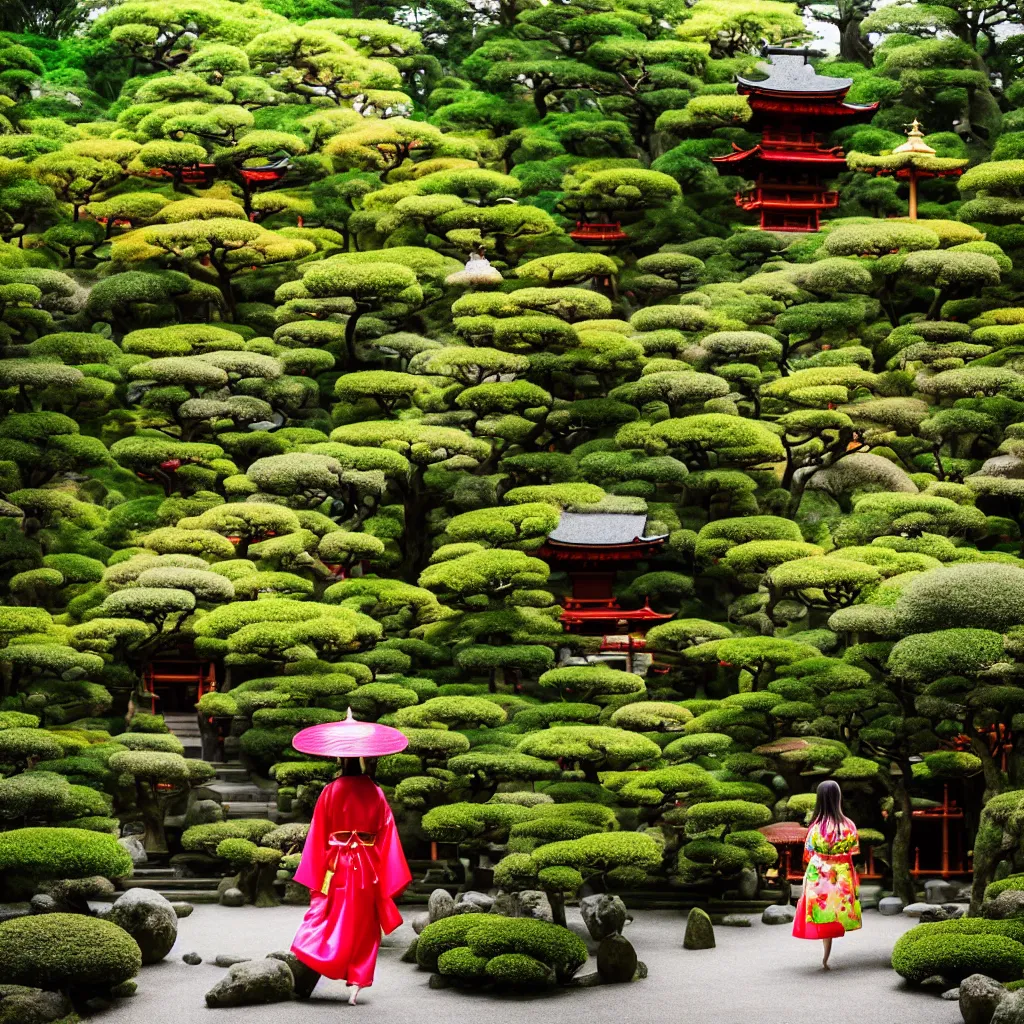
<box><xmin>99</xmin><ymin>905</ymin><xmax>960</xmax><ymax>1024</ymax></box>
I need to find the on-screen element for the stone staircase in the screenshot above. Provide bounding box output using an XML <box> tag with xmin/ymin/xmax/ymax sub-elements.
<box><xmin>197</xmin><ymin>761</ymin><xmax>279</xmax><ymax>820</ymax></box>
<box><xmin>120</xmin><ymin>866</ymin><xmax>223</xmax><ymax>904</ymax></box>
<box><xmin>163</xmin><ymin>711</ymin><xmax>203</xmax><ymax>760</ymax></box>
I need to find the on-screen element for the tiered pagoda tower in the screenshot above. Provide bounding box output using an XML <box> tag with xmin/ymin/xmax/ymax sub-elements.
<box><xmin>537</xmin><ymin>512</ymin><xmax>673</xmax><ymax>638</ymax></box>
<box><xmin>712</xmin><ymin>48</ymin><xmax>879</xmax><ymax>232</ymax></box>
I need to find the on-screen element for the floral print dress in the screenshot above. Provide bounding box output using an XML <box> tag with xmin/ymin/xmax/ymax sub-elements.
<box><xmin>793</xmin><ymin>819</ymin><xmax>862</xmax><ymax>940</ymax></box>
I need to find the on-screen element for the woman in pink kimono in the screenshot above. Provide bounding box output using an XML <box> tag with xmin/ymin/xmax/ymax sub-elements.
<box><xmin>793</xmin><ymin>780</ymin><xmax>862</xmax><ymax>970</ymax></box>
<box><xmin>289</xmin><ymin>713</ymin><xmax>412</xmax><ymax>1004</ymax></box>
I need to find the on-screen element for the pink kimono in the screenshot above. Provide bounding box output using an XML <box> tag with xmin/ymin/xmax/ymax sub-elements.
<box><xmin>291</xmin><ymin>775</ymin><xmax>412</xmax><ymax>986</ymax></box>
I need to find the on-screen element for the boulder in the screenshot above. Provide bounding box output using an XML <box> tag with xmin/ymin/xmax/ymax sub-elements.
<box><xmin>737</xmin><ymin>867</ymin><xmax>759</xmax><ymax>900</ymax></box>
<box><xmin>28</xmin><ymin>895</ymin><xmax>56</xmax><ymax>915</ymax></box>
<box><xmin>761</xmin><ymin>905</ymin><xmax>795</xmax><ymax>925</ymax></box>
<box><xmin>859</xmin><ymin>884</ymin><xmax>882</xmax><ymax>910</ymax></box>
<box><xmin>720</xmin><ymin>914</ymin><xmax>752</xmax><ymax>927</ymax></box>
<box><xmin>220</xmin><ymin>888</ymin><xmax>245</xmax><ymax>908</ymax></box>
<box><xmin>490</xmin><ymin>893</ymin><xmax>516</xmax><ymax>917</ymax></box>
<box><xmin>170</xmin><ymin>902</ymin><xmax>194</xmax><ymax>919</ymax></box>
<box><xmin>107</xmin><ymin>889</ymin><xmax>178</xmax><ymax>964</ymax></box>
<box><xmin>214</xmin><ymin>954</ymin><xmax>252</xmax><ymax>967</ymax></box>
<box><xmin>941</xmin><ymin>987</ymin><xmax>960</xmax><ymax>1000</ymax></box>
<box><xmin>878</xmin><ymin>897</ymin><xmax>904</xmax><ymax>916</ymax></box>
<box><xmin>596</xmin><ymin>935</ymin><xmax>638</xmax><ymax>984</ymax></box>
<box><xmin>516</xmin><ymin>890</ymin><xmax>553</xmax><ymax>922</ymax></box>
<box><xmin>401</xmin><ymin>939</ymin><xmax>419</xmax><ymax>964</ymax></box>
<box><xmin>925</xmin><ymin>879</ymin><xmax>961</xmax><ymax>905</ymax></box>
<box><xmin>0</xmin><ymin>987</ymin><xmax>72</xmax><ymax>1024</ymax></box>
<box><xmin>427</xmin><ymin>889</ymin><xmax>455</xmax><ymax>923</ymax></box>
<box><xmin>185</xmin><ymin>799</ymin><xmax>224</xmax><ymax>827</ymax></box>
<box><xmin>986</xmin><ymin>891</ymin><xmax>1024</xmax><ymax>921</ymax></box>
<box><xmin>960</xmin><ymin>975</ymin><xmax>1008</xmax><ymax>1024</ymax></box>
<box><xmin>991</xmin><ymin>989</ymin><xmax>1024</xmax><ymax>1024</ymax></box>
<box><xmin>183</xmin><ymin>953</ymin><xmax>202</xmax><ymax>966</ymax></box>
<box><xmin>919</xmin><ymin>907</ymin><xmax>951</xmax><ymax>923</ymax></box>
<box><xmin>683</xmin><ymin>908</ymin><xmax>715</xmax><ymax>950</ymax></box>
<box><xmin>902</xmin><ymin>902</ymin><xmax>932</xmax><ymax>917</ymax></box>
<box><xmin>411</xmin><ymin>914</ymin><xmax>428</xmax><ymax>935</ymax></box>
<box><xmin>117</xmin><ymin>836</ymin><xmax>148</xmax><ymax>868</ymax></box>
<box><xmin>205</xmin><ymin>960</ymin><xmax>294</xmax><ymax>1008</ymax></box>
<box><xmin>978</xmin><ymin>455</ymin><xmax>1024</xmax><ymax>479</ymax></box>
<box><xmin>580</xmin><ymin>894</ymin><xmax>629</xmax><ymax>940</ymax></box>
<box><xmin>453</xmin><ymin>891</ymin><xmax>493</xmax><ymax>914</ymax></box>
<box><xmin>267</xmin><ymin>952</ymin><xmax>320</xmax><ymax>1000</ymax></box>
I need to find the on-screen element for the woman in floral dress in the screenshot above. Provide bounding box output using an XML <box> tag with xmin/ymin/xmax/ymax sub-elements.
<box><xmin>793</xmin><ymin>780</ymin><xmax>862</xmax><ymax>969</ymax></box>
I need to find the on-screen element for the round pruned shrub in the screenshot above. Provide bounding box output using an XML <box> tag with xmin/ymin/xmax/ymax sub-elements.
<box><xmin>417</xmin><ymin>915</ymin><xmax>587</xmax><ymax>988</ymax></box>
<box><xmin>0</xmin><ymin>913</ymin><xmax>142</xmax><ymax>997</ymax></box>
<box><xmin>891</xmin><ymin>919</ymin><xmax>1024</xmax><ymax>984</ymax></box>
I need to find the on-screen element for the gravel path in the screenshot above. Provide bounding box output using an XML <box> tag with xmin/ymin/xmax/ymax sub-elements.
<box><xmin>99</xmin><ymin>904</ymin><xmax>960</xmax><ymax>1024</ymax></box>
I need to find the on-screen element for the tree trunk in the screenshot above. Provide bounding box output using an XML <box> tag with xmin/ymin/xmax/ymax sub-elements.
<box><xmin>137</xmin><ymin>781</ymin><xmax>168</xmax><ymax>853</ymax></box>
<box><xmin>891</xmin><ymin>772</ymin><xmax>916</xmax><ymax>905</ymax></box>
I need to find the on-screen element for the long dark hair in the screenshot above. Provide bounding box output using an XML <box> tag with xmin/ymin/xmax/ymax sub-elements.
<box><xmin>809</xmin><ymin>780</ymin><xmax>853</xmax><ymax>833</ymax></box>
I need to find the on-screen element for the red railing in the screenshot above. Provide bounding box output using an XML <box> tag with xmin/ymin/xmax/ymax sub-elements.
<box><xmin>736</xmin><ymin>188</ymin><xmax>840</xmax><ymax>211</ymax></box>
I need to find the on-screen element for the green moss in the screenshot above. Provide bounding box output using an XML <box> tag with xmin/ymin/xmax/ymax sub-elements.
<box><xmin>0</xmin><ymin>913</ymin><xmax>141</xmax><ymax>995</ymax></box>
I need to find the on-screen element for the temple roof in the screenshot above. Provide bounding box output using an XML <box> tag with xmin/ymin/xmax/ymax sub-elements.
<box><xmin>712</xmin><ymin>144</ymin><xmax>848</xmax><ymax>167</ymax></box>
<box><xmin>738</xmin><ymin>54</ymin><xmax>852</xmax><ymax>96</ymax></box>
<box><xmin>547</xmin><ymin>512</ymin><xmax>666</xmax><ymax>547</ymax></box>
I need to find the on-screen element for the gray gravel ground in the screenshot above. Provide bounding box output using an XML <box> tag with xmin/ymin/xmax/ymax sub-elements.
<box><xmin>98</xmin><ymin>904</ymin><xmax>961</xmax><ymax>1024</ymax></box>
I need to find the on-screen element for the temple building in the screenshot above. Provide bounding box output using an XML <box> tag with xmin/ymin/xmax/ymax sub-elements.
<box><xmin>712</xmin><ymin>48</ymin><xmax>879</xmax><ymax>232</ymax></box>
<box><xmin>537</xmin><ymin>512</ymin><xmax>673</xmax><ymax>648</ymax></box>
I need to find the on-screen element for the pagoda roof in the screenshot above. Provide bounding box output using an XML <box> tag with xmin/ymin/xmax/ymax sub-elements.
<box><xmin>547</xmin><ymin>511</ymin><xmax>666</xmax><ymax>547</ymax></box>
<box><xmin>712</xmin><ymin>144</ymin><xmax>848</xmax><ymax>168</ymax></box>
<box><xmin>738</xmin><ymin>54</ymin><xmax>852</xmax><ymax>97</ymax></box>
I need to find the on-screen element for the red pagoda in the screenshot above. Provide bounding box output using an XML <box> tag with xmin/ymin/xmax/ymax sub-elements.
<box><xmin>712</xmin><ymin>48</ymin><xmax>879</xmax><ymax>232</ymax></box>
<box><xmin>537</xmin><ymin>512</ymin><xmax>673</xmax><ymax>639</ymax></box>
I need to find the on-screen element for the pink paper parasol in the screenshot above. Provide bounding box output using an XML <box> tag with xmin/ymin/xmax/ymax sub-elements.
<box><xmin>292</xmin><ymin>708</ymin><xmax>409</xmax><ymax>758</ymax></box>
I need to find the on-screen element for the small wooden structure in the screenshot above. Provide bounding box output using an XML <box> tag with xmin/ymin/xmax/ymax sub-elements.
<box><xmin>537</xmin><ymin>511</ymin><xmax>673</xmax><ymax>637</ymax></box>
<box><xmin>847</xmin><ymin>120</ymin><xmax>968</xmax><ymax>220</ymax></box>
<box><xmin>911</xmin><ymin>785</ymin><xmax>970</xmax><ymax>879</ymax></box>
<box><xmin>569</xmin><ymin>221</ymin><xmax>628</xmax><ymax>245</ymax></box>
<box><xmin>144</xmin><ymin>659</ymin><xmax>217</xmax><ymax>714</ymax></box>
<box><xmin>179</xmin><ymin>163</ymin><xmax>217</xmax><ymax>187</ymax></box>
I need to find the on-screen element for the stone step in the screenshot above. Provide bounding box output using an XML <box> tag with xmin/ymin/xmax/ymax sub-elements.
<box><xmin>157</xmin><ymin>890</ymin><xmax>221</xmax><ymax>904</ymax></box>
<box><xmin>200</xmin><ymin>781</ymin><xmax>270</xmax><ymax>802</ymax></box>
<box><xmin>213</xmin><ymin>767</ymin><xmax>249</xmax><ymax>782</ymax></box>
<box><xmin>123</xmin><ymin>877</ymin><xmax>222</xmax><ymax>892</ymax></box>
<box><xmin>224</xmin><ymin>802</ymin><xmax>276</xmax><ymax>819</ymax></box>
<box><xmin>131</xmin><ymin>868</ymin><xmax>178</xmax><ymax>879</ymax></box>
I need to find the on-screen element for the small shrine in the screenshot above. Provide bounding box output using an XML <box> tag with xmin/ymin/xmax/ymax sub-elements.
<box><xmin>712</xmin><ymin>47</ymin><xmax>879</xmax><ymax>232</ymax></box>
<box><xmin>143</xmin><ymin>656</ymin><xmax>217</xmax><ymax>714</ymax></box>
<box><xmin>846</xmin><ymin>120</ymin><xmax>969</xmax><ymax>220</ymax></box>
<box><xmin>537</xmin><ymin>511</ymin><xmax>673</xmax><ymax>637</ymax></box>
<box><xmin>569</xmin><ymin>221</ymin><xmax>628</xmax><ymax>245</ymax></box>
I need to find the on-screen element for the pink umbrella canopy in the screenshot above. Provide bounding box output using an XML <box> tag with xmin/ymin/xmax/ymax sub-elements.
<box><xmin>292</xmin><ymin>708</ymin><xmax>409</xmax><ymax>758</ymax></box>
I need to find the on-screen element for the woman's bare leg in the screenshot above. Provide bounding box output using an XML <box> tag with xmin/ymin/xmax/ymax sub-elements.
<box><xmin>822</xmin><ymin>938</ymin><xmax>832</xmax><ymax>970</ymax></box>
<box><xmin>348</xmin><ymin>985</ymin><xmax>362</xmax><ymax>1005</ymax></box>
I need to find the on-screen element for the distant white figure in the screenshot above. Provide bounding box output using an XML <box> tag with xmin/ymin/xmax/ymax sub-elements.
<box><xmin>446</xmin><ymin>246</ymin><xmax>503</xmax><ymax>287</ymax></box>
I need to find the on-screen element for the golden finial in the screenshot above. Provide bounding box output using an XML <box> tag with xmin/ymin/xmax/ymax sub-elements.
<box><xmin>893</xmin><ymin>117</ymin><xmax>935</xmax><ymax>156</ymax></box>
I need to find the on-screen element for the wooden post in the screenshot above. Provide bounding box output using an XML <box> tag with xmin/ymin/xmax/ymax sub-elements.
<box><xmin>908</xmin><ymin>169</ymin><xmax>918</xmax><ymax>221</ymax></box>
<box><xmin>941</xmin><ymin>784</ymin><xmax>951</xmax><ymax>876</ymax></box>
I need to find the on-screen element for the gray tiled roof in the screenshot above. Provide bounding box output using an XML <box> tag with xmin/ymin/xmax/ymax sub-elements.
<box><xmin>548</xmin><ymin>512</ymin><xmax>664</xmax><ymax>546</ymax></box>
<box><xmin>738</xmin><ymin>54</ymin><xmax>853</xmax><ymax>94</ymax></box>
